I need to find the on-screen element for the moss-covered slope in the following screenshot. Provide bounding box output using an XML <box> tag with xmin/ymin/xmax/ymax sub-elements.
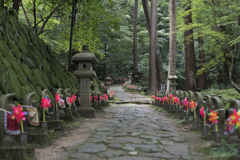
<box><xmin>0</xmin><ymin>8</ymin><xmax>78</xmax><ymax>106</ymax></box>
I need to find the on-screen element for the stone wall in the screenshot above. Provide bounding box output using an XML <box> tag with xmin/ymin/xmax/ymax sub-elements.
<box><xmin>0</xmin><ymin>7</ymin><xmax>78</xmax><ymax>106</ymax></box>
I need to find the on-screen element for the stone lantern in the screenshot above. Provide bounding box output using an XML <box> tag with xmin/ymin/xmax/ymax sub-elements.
<box><xmin>72</xmin><ymin>45</ymin><xmax>98</xmax><ymax>118</ymax></box>
<box><xmin>128</xmin><ymin>72</ymin><xmax>132</xmax><ymax>84</ymax></box>
<box><xmin>105</xmin><ymin>75</ymin><xmax>112</xmax><ymax>89</ymax></box>
<box><xmin>168</xmin><ymin>75</ymin><xmax>178</xmax><ymax>93</ymax></box>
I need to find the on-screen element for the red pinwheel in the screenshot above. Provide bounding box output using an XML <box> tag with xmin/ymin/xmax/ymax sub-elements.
<box><xmin>200</xmin><ymin>106</ymin><xmax>205</xmax><ymax>118</ymax></box>
<box><xmin>155</xmin><ymin>97</ymin><xmax>158</xmax><ymax>101</ymax></box>
<box><xmin>151</xmin><ymin>95</ymin><xmax>155</xmax><ymax>99</ymax></box>
<box><xmin>169</xmin><ymin>94</ymin><xmax>173</xmax><ymax>99</ymax></box>
<box><xmin>158</xmin><ymin>97</ymin><xmax>161</xmax><ymax>101</ymax></box>
<box><xmin>90</xmin><ymin>96</ymin><xmax>93</xmax><ymax>101</ymax></box>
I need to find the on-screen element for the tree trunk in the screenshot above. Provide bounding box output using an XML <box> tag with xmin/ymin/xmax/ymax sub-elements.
<box><xmin>198</xmin><ymin>33</ymin><xmax>207</xmax><ymax>90</ymax></box>
<box><xmin>183</xmin><ymin>2</ymin><xmax>197</xmax><ymax>91</ymax></box>
<box><xmin>142</xmin><ymin>0</ymin><xmax>166</xmax><ymax>90</ymax></box>
<box><xmin>149</xmin><ymin>0</ymin><xmax>157</xmax><ymax>94</ymax></box>
<box><xmin>166</xmin><ymin>0</ymin><xmax>177</xmax><ymax>93</ymax></box>
<box><xmin>133</xmin><ymin>0</ymin><xmax>138</xmax><ymax>79</ymax></box>
<box><xmin>13</xmin><ymin>0</ymin><xmax>22</xmax><ymax>13</ymax></box>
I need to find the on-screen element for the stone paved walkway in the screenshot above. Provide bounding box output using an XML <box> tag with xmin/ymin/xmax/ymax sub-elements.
<box><xmin>68</xmin><ymin>85</ymin><xmax>191</xmax><ymax>160</ymax></box>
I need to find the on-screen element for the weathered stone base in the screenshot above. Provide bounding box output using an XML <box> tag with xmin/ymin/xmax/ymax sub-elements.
<box><xmin>73</xmin><ymin>111</ymin><xmax>80</xmax><ymax>118</ymax></box>
<box><xmin>77</xmin><ymin>107</ymin><xmax>95</xmax><ymax>118</ymax></box>
<box><xmin>48</xmin><ymin>120</ymin><xmax>63</xmax><ymax>130</ymax></box>
<box><xmin>60</xmin><ymin>115</ymin><xmax>74</xmax><ymax>121</ymax></box>
<box><xmin>0</xmin><ymin>147</ymin><xmax>35</xmax><ymax>160</ymax></box>
<box><xmin>28</xmin><ymin>133</ymin><xmax>48</xmax><ymax>145</ymax></box>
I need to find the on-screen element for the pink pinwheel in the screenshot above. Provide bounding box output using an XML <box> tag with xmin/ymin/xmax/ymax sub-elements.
<box><xmin>155</xmin><ymin>97</ymin><xmax>158</xmax><ymax>101</ymax></box>
<box><xmin>151</xmin><ymin>95</ymin><xmax>155</xmax><ymax>99</ymax></box>
<box><xmin>90</xmin><ymin>96</ymin><xmax>92</xmax><ymax>101</ymax></box>
<box><xmin>95</xmin><ymin>95</ymin><xmax>98</xmax><ymax>102</ymax></box>
<box><xmin>162</xmin><ymin>96</ymin><xmax>167</xmax><ymax>102</ymax></box>
<box><xmin>55</xmin><ymin>93</ymin><xmax>60</xmax><ymax>102</ymax></box>
<box><xmin>72</xmin><ymin>94</ymin><xmax>77</xmax><ymax>101</ymax></box>
<box><xmin>104</xmin><ymin>94</ymin><xmax>108</xmax><ymax>100</ymax></box>
<box><xmin>184</xmin><ymin>97</ymin><xmax>188</xmax><ymax>106</ymax></box>
<box><xmin>67</xmin><ymin>97</ymin><xmax>73</xmax><ymax>105</ymax></box>
<box><xmin>158</xmin><ymin>97</ymin><xmax>161</xmax><ymax>101</ymax></box>
<box><xmin>40</xmin><ymin>98</ymin><xmax>52</xmax><ymax>109</ymax></box>
<box><xmin>12</xmin><ymin>104</ymin><xmax>27</xmax><ymax>123</ymax></box>
<box><xmin>100</xmin><ymin>96</ymin><xmax>103</xmax><ymax>101</ymax></box>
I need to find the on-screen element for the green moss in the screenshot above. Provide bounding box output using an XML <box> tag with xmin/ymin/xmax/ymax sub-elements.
<box><xmin>20</xmin><ymin>86</ymin><xmax>32</xmax><ymax>100</ymax></box>
<box><xmin>41</xmin><ymin>70</ymin><xmax>50</xmax><ymax>88</ymax></box>
<box><xmin>0</xmin><ymin>39</ymin><xmax>14</xmax><ymax>58</ymax></box>
<box><xmin>0</xmin><ymin>8</ymin><xmax>6</xmax><ymax>23</ymax></box>
<box><xmin>7</xmin><ymin>39</ymin><xmax>21</xmax><ymax>60</ymax></box>
<box><xmin>20</xmin><ymin>62</ymin><xmax>35</xmax><ymax>85</ymax></box>
<box><xmin>18</xmin><ymin>35</ymin><xmax>27</xmax><ymax>55</ymax></box>
<box><xmin>42</xmin><ymin>59</ymin><xmax>50</xmax><ymax>74</ymax></box>
<box><xmin>0</xmin><ymin>72</ymin><xmax>8</xmax><ymax>94</ymax></box>
<box><xmin>19</xmin><ymin>23</ymin><xmax>30</xmax><ymax>43</ymax></box>
<box><xmin>32</xmin><ymin>69</ymin><xmax>46</xmax><ymax>89</ymax></box>
<box><xmin>6</xmin><ymin>68</ymin><xmax>21</xmax><ymax>100</ymax></box>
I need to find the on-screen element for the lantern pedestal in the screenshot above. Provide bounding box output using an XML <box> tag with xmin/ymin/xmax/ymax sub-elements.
<box><xmin>77</xmin><ymin>107</ymin><xmax>95</xmax><ymax>118</ymax></box>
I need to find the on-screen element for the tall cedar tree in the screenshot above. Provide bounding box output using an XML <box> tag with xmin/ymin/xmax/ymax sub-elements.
<box><xmin>166</xmin><ymin>0</ymin><xmax>177</xmax><ymax>93</ymax></box>
<box><xmin>142</xmin><ymin>0</ymin><xmax>166</xmax><ymax>90</ymax></box>
<box><xmin>183</xmin><ymin>2</ymin><xmax>197</xmax><ymax>91</ymax></box>
<box><xmin>149</xmin><ymin>0</ymin><xmax>157</xmax><ymax>94</ymax></box>
<box><xmin>133</xmin><ymin>0</ymin><xmax>138</xmax><ymax>78</ymax></box>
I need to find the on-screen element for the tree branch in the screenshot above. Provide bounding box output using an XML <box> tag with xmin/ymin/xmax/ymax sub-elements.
<box><xmin>37</xmin><ymin>0</ymin><xmax>67</xmax><ymax>36</ymax></box>
<box><xmin>228</xmin><ymin>48</ymin><xmax>240</xmax><ymax>93</ymax></box>
<box><xmin>21</xmin><ymin>2</ymin><xmax>31</xmax><ymax>27</ymax></box>
<box><xmin>33</xmin><ymin>0</ymin><xmax>37</xmax><ymax>34</ymax></box>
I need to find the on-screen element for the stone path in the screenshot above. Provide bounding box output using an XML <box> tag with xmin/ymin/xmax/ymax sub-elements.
<box><xmin>68</xmin><ymin>85</ymin><xmax>191</xmax><ymax>160</ymax></box>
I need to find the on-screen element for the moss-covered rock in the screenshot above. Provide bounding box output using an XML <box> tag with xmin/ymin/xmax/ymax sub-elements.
<box><xmin>0</xmin><ymin>7</ymin><xmax>78</xmax><ymax>104</ymax></box>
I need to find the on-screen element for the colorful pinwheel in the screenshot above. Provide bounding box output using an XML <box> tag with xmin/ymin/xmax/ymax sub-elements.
<box><xmin>208</xmin><ymin>109</ymin><xmax>218</xmax><ymax>124</ymax></box>
<box><xmin>67</xmin><ymin>97</ymin><xmax>73</xmax><ymax>109</ymax></box>
<box><xmin>12</xmin><ymin>104</ymin><xmax>27</xmax><ymax>132</ymax></box>
<box><xmin>169</xmin><ymin>94</ymin><xmax>173</xmax><ymax>99</ymax></box>
<box><xmin>151</xmin><ymin>95</ymin><xmax>155</xmax><ymax>99</ymax></box>
<box><xmin>173</xmin><ymin>96</ymin><xmax>179</xmax><ymax>104</ymax></box>
<box><xmin>55</xmin><ymin>93</ymin><xmax>60</xmax><ymax>111</ymax></box>
<box><xmin>200</xmin><ymin>106</ymin><xmax>207</xmax><ymax>125</ymax></box>
<box><xmin>72</xmin><ymin>94</ymin><xmax>77</xmax><ymax>107</ymax></box>
<box><xmin>189</xmin><ymin>100</ymin><xmax>197</xmax><ymax>111</ymax></box>
<box><xmin>229</xmin><ymin>109</ymin><xmax>240</xmax><ymax>128</ymax></box>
